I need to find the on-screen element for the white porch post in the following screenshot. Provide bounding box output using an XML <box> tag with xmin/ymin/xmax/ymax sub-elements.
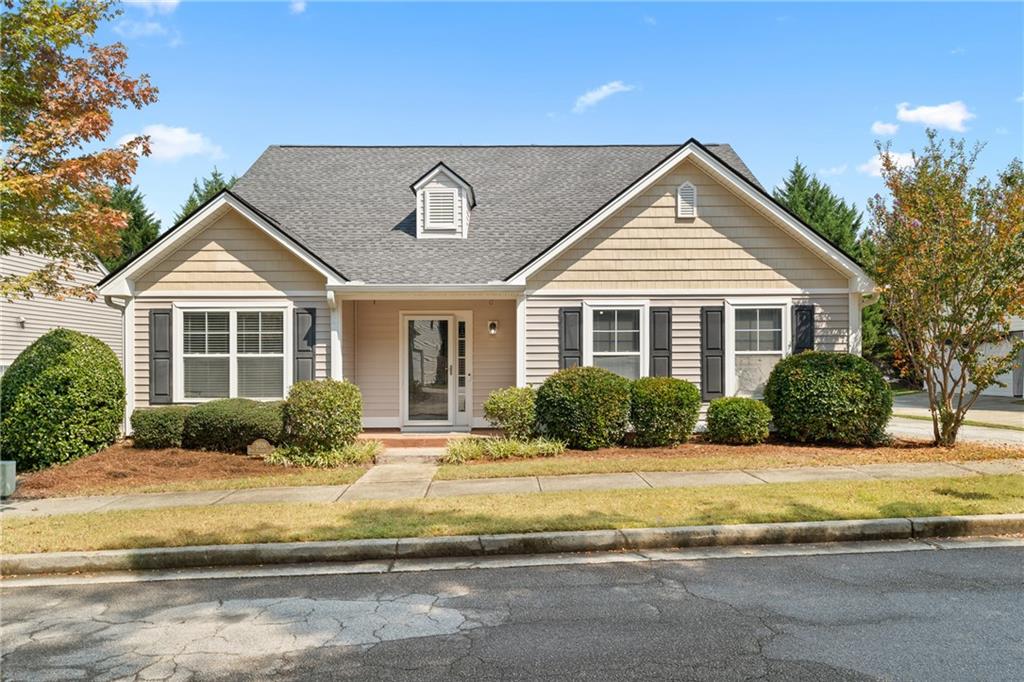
<box><xmin>515</xmin><ymin>295</ymin><xmax>527</xmax><ymax>387</ymax></box>
<box><xmin>122</xmin><ymin>297</ymin><xmax>135</xmax><ymax>434</ymax></box>
<box><xmin>329</xmin><ymin>291</ymin><xmax>343</xmax><ymax>380</ymax></box>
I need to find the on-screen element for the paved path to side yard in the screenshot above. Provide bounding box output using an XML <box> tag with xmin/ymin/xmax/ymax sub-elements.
<box><xmin>888</xmin><ymin>417</ymin><xmax>1024</xmax><ymax>446</ymax></box>
<box><xmin>3</xmin><ymin>457</ymin><xmax>1021</xmax><ymax>519</ymax></box>
<box><xmin>892</xmin><ymin>393</ymin><xmax>1023</xmax><ymax>430</ymax></box>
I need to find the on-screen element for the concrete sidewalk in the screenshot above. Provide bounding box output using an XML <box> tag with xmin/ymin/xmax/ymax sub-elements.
<box><xmin>3</xmin><ymin>458</ymin><xmax>1021</xmax><ymax>519</ymax></box>
<box><xmin>892</xmin><ymin>392</ymin><xmax>1023</xmax><ymax>430</ymax></box>
<box><xmin>888</xmin><ymin>417</ymin><xmax>1024</xmax><ymax>446</ymax></box>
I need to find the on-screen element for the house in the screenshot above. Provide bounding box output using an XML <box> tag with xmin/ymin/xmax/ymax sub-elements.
<box><xmin>97</xmin><ymin>139</ymin><xmax>874</xmax><ymax>432</ymax></box>
<box><xmin>951</xmin><ymin>316</ymin><xmax>1024</xmax><ymax>398</ymax></box>
<box><xmin>1</xmin><ymin>252</ymin><xmax>123</xmax><ymax>374</ymax></box>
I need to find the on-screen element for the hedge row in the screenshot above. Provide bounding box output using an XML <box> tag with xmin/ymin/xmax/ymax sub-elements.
<box><xmin>487</xmin><ymin>352</ymin><xmax>891</xmax><ymax>449</ymax></box>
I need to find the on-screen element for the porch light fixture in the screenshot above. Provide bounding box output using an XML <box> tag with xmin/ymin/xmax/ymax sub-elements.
<box><xmin>488</xmin><ymin>320</ymin><xmax>499</xmax><ymax>336</ymax></box>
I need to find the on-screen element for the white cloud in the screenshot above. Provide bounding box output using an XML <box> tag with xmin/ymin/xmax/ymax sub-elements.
<box><xmin>896</xmin><ymin>101</ymin><xmax>976</xmax><ymax>132</ymax></box>
<box><xmin>871</xmin><ymin>121</ymin><xmax>899</xmax><ymax>135</ymax></box>
<box><xmin>858</xmin><ymin>152</ymin><xmax>914</xmax><ymax>177</ymax></box>
<box><xmin>126</xmin><ymin>0</ymin><xmax>179</xmax><ymax>15</ymax></box>
<box><xmin>113</xmin><ymin>19</ymin><xmax>167</xmax><ymax>39</ymax></box>
<box><xmin>120</xmin><ymin>124</ymin><xmax>223</xmax><ymax>162</ymax></box>
<box><xmin>1017</xmin><ymin>93</ymin><xmax>1024</xmax><ymax>103</ymax></box>
<box><xmin>995</xmin><ymin>127</ymin><xmax>1009</xmax><ymax>135</ymax></box>
<box><xmin>818</xmin><ymin>164</ymin><xmax>847</xmax><ymax>177</ymax></box>
<box><xmin>289</xmin><ymin>0</ymin><xmax>307</xmax><ymax>13</ymax></box>
<box><xmin>642</xmin><ymin>15</ymin><xmax>656</xmax><ymax>25</ymax></box>
<box><xmin>573</xmin><ymin>81</ymin><xmax>635</xmax><ymax>113</ymax></box>
<box><xmin>950</xmin><ymin>47</ymin><xmax>966</xmax><ymax>56</ymax></box>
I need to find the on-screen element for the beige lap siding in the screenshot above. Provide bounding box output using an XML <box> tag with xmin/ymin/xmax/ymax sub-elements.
<box><xmin>133</xmin><ymin>298</ymin><xmax>330</xmax><ymax>408</ymax></box>
<box><xmin>350</xmin><ymin>299</ymin><xmax>516</xmax><ymax>423</ymax></box>
<box><xmin>522</xmin><ymin>295</ymin><xmax>850</xmax><ymax>389</ymax></box>
<box><xmin>134</xmin><ymin>210</ymin><xmax>326</xmax><ymax>294</ymax></box>
<box><xmin>530</xmin><ymin>159</ymin><xmax>848</xmax><ymax>291</ymax></box>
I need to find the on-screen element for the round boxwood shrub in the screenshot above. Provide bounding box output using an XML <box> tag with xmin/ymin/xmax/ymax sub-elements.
<box><xmin>282</xmin><ymin>379</ymin><xmax>363</xmax><ymax>452</ymax></box>
<box><xmin>535</xmin><ymin>366</ymin><xmax>631</xmax><ymax>450</ymax></box>
<box><xmin>705</xmin><ymin>397</ymin><xmax>772</xmax><ymax>445</ymax></box>
<box><xmin>630</xmin><ymin>377</ymin><xmax>701</xmax><ymax>447</ymax></box>
<box><xmin>483</xmin><ymin>386</ymin><xmax>537</xmax><ymax>441</ymax></box>
<box><xmin>764</xmin><ymin>351</ymin><xmax>892</xmax><ymax>445</ymax></box>
<box><xmin>181</xmin><ymin>398</ymin><xmax>283</xmax><ymax>452</ymax></box>
<box><xmin>0</xmin><ymin>329</ymin><xmax>124</xmax><ymax>470</ymax></box>
<box><xmin>131</xmin><ymin>406</ymin><xmax>193</xmax><ymax>448</ymax></box>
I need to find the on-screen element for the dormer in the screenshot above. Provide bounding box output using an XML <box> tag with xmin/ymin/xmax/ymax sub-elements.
<box><xmin>410</xmin><ymin>162</ymin><xmax>476</xmax><ymax>239</ymax></box>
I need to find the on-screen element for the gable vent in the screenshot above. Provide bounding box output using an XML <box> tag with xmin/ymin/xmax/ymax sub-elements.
<box><xmin>425</xmin><ymin>189</ymin><xmax>457</xmax><ymax>229</ymax></box>
<box><xmin>677</xmin><ymin>182</ymin><xmax>698</xmax><ymax>219</ymax></box>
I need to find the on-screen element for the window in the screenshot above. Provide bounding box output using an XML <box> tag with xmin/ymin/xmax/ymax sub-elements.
<box><xmin>677</xmin><ymin>181</ymin><xmax>697</xmax><ymax>219</ymax></box>
<box><xmin>733</xmin><ymin>307</ymin><xmax>784</xmax><ymax>397</ymax></box>
<box><xmin>179</xmin><ymin>308</ymin><xmax>288</xmax><ymax>401</ymax></box>
<box><xmin>183</xmin><ymin>311</ymin><xmax>229</xmax><ymax>398</ymax></box>
<box><xmin>592</xmin><ymin>308</ymin><xmax>642</xmax><ymax>379</ymax></box>
<box><xmin>237</xmin><ymin>311</ymin><xmax>284</xmax><ymax>398</ymax></box>
<box><xmin>424</xmin><ymin>188</ymin><xmax>458</xmax><ymax>231</ymax></box>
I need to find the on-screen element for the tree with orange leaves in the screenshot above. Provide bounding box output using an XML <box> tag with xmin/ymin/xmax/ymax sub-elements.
<box><xmin>868</xmin><ymin>130</ymin><xmax>1024</xmax><ymax>446</ymax></box>
<box><xmin>1</xmin><ymin>0</ymin><xmax>158</xmax><ymax>300</ymax></box>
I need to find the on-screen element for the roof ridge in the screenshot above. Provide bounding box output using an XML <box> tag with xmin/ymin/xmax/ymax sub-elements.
<box><xmin>268</xmin><ymin>143</ymin><xmax>727</xmax><ymax>149</ymax></box>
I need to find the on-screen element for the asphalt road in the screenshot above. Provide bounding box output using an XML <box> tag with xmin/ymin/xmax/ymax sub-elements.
<box><xmin>3</xmin><ymin>545</ymin><xmax>1022</xmax><ymax>681</ymax></box>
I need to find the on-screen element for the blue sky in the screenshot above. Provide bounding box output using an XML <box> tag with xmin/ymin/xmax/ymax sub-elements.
<box><xmin>102</xmin><ymin>1</ymin><xmax>1023</xmax><ymax>229</ymax></box>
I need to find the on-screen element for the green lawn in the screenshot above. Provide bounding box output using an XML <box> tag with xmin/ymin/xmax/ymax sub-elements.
<box><xmin>4</xmin><ymin>475</ymin><xmax>1022</xmax><ymax>555</ymax></box>
<box><xmin>434</xmin><ymin>442</ymin><xmax>1022</xmax><ymax>480</ymax></box>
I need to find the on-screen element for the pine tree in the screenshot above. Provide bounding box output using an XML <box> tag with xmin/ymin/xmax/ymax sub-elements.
<box><xmin>773</xmin><ymin>160</ymin><xmax>861</xmax><ymax>259</ymax></box>
<box><xmin>174</xmin><ymin>168</ymin><xmax>236</xmax><ymax>223</ymax></box>
<box><xmin>101</xmin><ymin>186</ymin><xmax>161</xmax><ymax>271</ymax></box>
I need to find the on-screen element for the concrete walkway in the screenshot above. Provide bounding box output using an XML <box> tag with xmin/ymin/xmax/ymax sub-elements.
<box><xmin>892</xmin><ymin>392</ymin><xmax>1023</xmax><ymax>430</ymax></box>
<box><xmin>3</xmin><ymin>458</ymin><xmax>1021</xmax><ymax>519</ymax></box>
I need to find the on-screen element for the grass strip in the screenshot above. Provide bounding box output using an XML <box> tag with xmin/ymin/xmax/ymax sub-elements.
<box><xmin>892</xmin><ymin>413</ymin><xmax>1024</xmax><ymax>433</ymax></box>
<box><xmin>3</xmin><ymin>475</ymin><xmax>1022</xmax><ymax>555</ymax></box>
<box><xmin>434</xmin><ymin>443</ymin><xmax>1021</xmax><ymax>480</ymax></box>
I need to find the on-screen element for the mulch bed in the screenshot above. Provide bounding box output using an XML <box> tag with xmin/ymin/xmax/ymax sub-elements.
<box><xmin>12</xmin><ymin>442</ymin><xmax>288</xmax><ymax>499</ymax></box>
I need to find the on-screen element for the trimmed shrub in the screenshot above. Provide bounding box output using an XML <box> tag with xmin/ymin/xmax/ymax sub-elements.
<box><xmin>266</xmin><ymin>440</ymin><xmax>381</xmax><ymax>468</ymax></box>
<box><xmin>441</xmin><ymin>437</ymin><xmax>566</xmax><ymax>464</ymax></box>
<box><xmin>535</xmin><ymin>366</ymin><xmax>631</xmax><ymax>450</ymax></box>
<box><xmin>630</xmin><ymin>377</ymin><xmax>702</xmax><ymax>447</ymax></box>
<box><xmin>706</xmin><ymin>397</ymin><xmax>772</xmax><ymax>445</ymax></box>
<box><xmin>483</xmin><ymin>386</ymin><xmax>537</xmax><ymax>441</ymax></box>
<box><xmin>131</xmin><ymin>406</ymin><xmax>192</xmax><ymax>448</ymax></box>
<box><xmin>181</xmin><ymin>398</ymin><xmax>283</xmax><ymax>452</ymax></box>
<box><xmin>0</xmin><ymin>329</ymin><xmax>124</xmax><ymax>471</ymax></box>
<box><xmin>764</xmin><ymin>351</ymin><xmax>892</xmax><ymax>445</ymax></box>
<box><xmin>282</xmin><ymin>379</ymin><xmax>363</xmax><ymax>452</ymax></box>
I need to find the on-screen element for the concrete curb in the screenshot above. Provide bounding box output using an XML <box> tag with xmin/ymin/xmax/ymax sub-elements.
<box><xmin>3</xmin><ymin>513</ymin><xmax>1023</xmax><ymax>577</ymax></box>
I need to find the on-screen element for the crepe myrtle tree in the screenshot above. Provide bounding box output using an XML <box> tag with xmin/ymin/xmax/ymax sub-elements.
<box><xmin>868</xmin><ymin>130</ymin><xmax>1024</xmax><ymax>446</ymax></box>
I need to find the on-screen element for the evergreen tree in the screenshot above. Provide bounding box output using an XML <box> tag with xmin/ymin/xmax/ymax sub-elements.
<box><xmin>174</xmin><ymin>168</ymin><xmax>236</xmax><ymax>223</ymax></box>
<box><xmin>773</xmin><ymin>160</ymin><xmax>861</xmax><ymax>259</ymax></box>
<box><xmin>774</xmin><ymin>160</ymin><xmax>899</xmax><ymax>378</ymax></box>
<box><xmin>101</xmin><ymin>186</ymin><xmax>160</xmax><ymax>271</ymax></box>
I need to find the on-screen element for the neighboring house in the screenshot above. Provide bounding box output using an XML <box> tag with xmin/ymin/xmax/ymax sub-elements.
<box><xmin>951</xmin><ymin>316</ymin><xmax>1024</xmax><ymax>398</ymax></box>
<box><xmin>97</xmin><ymin>140</ymin><xmax>874</xmax><ymax>432</ymax></box>
<box><xmin>1</xmin><ymin>252</ymin><xmax>123</xmax><ymax>373</ymax></box>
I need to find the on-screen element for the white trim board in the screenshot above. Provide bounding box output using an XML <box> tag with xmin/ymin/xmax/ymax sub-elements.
<box><xmin>524</xmin><ymin>288</ymin><xmax>854</xmax><ymax>298</ymax></box>
<box><xmin>508</xmin><ymin>142</ymin><xmax>874</xmax><ymax>293</ymax></box>
<box><xmin>97</xmin><ymin>193</ymin><xmax>346</xmax><ymax>297</ymax></box>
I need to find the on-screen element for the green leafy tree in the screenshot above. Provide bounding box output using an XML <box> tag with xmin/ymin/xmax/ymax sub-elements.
<box><xmin>868</xmin><ymin>131</ymin><xmax>1024</xmax><ymax>446</ymax></box>
<box><xmin>1</xmin><ymin>0</ymin><xmax>157</xmax><ymax>300</ymax></box>
<box><xmin>174</xmin><ymin>168</ymin><xmax>236</xmax><ymax>223</ymax></box>
<box><xmin>100</xmin><ymin>186</ymin><xmax>160</xmax><ymax>271</ymax></box>
<box><xmin>774</xmin><ymin>160</ymin><xmax>861</xmax><ymax>258</ymax></box>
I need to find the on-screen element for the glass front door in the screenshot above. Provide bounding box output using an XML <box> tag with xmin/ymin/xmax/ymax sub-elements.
<box><xmin>407</xmin><ymin>318</ymin><xmax>450</xmax><ymax>422</ymax></box>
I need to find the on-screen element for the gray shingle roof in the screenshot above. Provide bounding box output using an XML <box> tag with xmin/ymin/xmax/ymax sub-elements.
<box><xmin>231</xmin><ymin>144</ymin><xmax>761</xmax><ymax>284</ymax></box>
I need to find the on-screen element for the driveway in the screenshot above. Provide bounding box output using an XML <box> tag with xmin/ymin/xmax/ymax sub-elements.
<box><xmin>2</xmin><ymin>544</ymin><xmax>1022</xmax><ymax>680</ymax></box>
<box><xmin>893</xmin><ymin>392</ymin><xmax>1023</xmax><ymax>430</ymax></box>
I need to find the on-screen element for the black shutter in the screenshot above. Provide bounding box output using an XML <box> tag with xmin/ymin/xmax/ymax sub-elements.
<box><xmin>700</xmin><ymin>306</ymin><xmax>725</xmax><ymax>401</ymax></box>
<box><xmin>650</xmin><ymin>307</ymin><xmax>672</xmax><ymax>377</ymax></box>
<box><xmin>558</xmin><ymin>307</ymin><xmax>583</xmax><ymax>369</ymax></box>
<box><xmin>793</xmin><ymin>305</ymin><xmax>815</xmax><ymax>354</ymax></box>
<box><xmin>149</xmin><ymin>309</ymin><xmax>172</xmax><ymax>404</ymax></box>
<box><xmin>294</xmin><ymin>308</ymin><xmax>316</xmax><ymax>382</ymax></box>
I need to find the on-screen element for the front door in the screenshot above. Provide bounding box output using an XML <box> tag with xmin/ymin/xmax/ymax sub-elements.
<box><xmin>405</xmin><ymin>317</ymin><xmax>452</xmax><ymax>425</ymax></box>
